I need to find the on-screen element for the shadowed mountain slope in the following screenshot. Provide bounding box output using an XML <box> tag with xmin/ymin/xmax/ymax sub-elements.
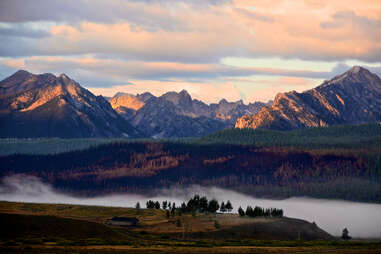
<box><xmin>0</xmin><ymin>70</ymin><xmax>140</xmax><ymax>138</ymax></box>
<box><xmin>110</xmin><ymin>89</ymin><xmax>267</xmax><ymax>138</ymax></box>
<box><xmin>236</xmin><ymin>66</ymin><xmax>381</xmax><ymax>130</ymax></box>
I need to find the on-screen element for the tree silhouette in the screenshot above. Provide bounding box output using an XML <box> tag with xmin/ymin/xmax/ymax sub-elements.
<box><xmin>342</xmin><ymin>228</ymin><xmax>351</xmax><ymax>240</ymax></box>
<box><xmin>226</xmin><ymin>200</ymin><xmax>233</xmax><ymax>212</ymax></box>
<box><xmin>220</xmin><ymin>201</ymin><xmax>226</xmax><ymax>213</ymax></box>
<box><xmin>135</xmin><ymin>202</ymin><xmax>141</xmax><ymax>214</ymax></box>
<box><xmin>208</xmin><ymin>199</ymin><xmax>220</xmax><ymax>213</ymax></box>
<box><xmin>238</xmin><ymin>206</ymin><xmax>245</xmax><ymax>216</ymax></box>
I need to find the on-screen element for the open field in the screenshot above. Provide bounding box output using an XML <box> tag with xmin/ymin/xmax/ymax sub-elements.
<box><xmin>2</xmin><ymin>245</ymin><xmax>381</xmax><ymax>254</ymax></box>
<box><xmin>0</xmin><ymin>201</ymin><xmax>380</xmax><ymax>253</ymax></box>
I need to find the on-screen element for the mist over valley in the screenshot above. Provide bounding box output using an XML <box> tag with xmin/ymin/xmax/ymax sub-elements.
<box><xmin>1</xmin><ymin>174</ymin><xmax>380</xmax><ymax>238</ymax></box>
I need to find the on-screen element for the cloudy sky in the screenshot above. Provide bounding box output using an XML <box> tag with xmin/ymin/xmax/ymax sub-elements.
<box><xmin>1</xmin><ymin>0</ymin><xmax>381</xmax><ymax>103</ymax></box>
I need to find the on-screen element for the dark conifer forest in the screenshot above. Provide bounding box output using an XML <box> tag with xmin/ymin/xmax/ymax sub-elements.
<box><xmin>1</xmin><ymin>128</ymin><xmax>381</xmax><ymax>202</ymax></box>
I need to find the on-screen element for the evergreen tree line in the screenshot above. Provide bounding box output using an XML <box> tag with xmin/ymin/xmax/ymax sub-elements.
<box><xmin>238</xmin><ymin>205</ymin><xmax>283</xmax><ymax>218</ymax></box>
<box><xmin>143</xmin><ymin>195</ymin><xmax>233</xmax><ymax>214</ymax></box>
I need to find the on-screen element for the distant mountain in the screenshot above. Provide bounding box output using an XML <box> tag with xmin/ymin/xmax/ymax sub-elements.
<box><xmin>109</xmin><ymin>89</ymin><xmax>267</xmax><ymax>138</ymax></box>
<box><xmin>236</xmin><ymin>66</ymin><xmax>381</xmax><ymax>130</ymax></box>
<box><xmin>0</xmin><ymin>70</ymin><xmax>140</xmax><ymax>138</ymax></box>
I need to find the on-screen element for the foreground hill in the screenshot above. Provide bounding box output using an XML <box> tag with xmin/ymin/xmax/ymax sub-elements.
<box><xmin>0</xmin><ymin>201</ymin><xmax>333</xmax><ymax>242</ymax></box>
<box><xmin>1</xmin><ymin>201</ymin><xmax>379</xmax><ymax>254</ymax></box>
<box><xmin>109</xmin><ymin>90</ymin><xmax>267</xmax><ymax>138</ymax></box>
<box><xmin>0</xmin><ymin>70</ymin><xmax>140</xmax><ymax>138</ymax></box>
<box><xmin>236</xmin><ymin>66</ymin><xmax>381</xmax><ymax>130</ymax></box>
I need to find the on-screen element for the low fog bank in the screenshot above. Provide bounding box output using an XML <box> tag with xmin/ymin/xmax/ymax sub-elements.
<box><xmin>1</xmin><ymin>175</ymin><xmax>381</xmax><ymax>238</ymax></box>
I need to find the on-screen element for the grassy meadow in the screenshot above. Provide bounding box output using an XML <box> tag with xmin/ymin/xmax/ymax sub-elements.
<box><xmin>0</xmin><ymin>201</ymin><xmax>380</xmax><ymax>253</ymax></box>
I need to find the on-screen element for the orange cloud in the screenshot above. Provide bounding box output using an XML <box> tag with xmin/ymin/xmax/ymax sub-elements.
<box><xmin>38</xmin><ymin>0</ymin><xmax>381</xmax><ymax>63</ymax></box>
<box><xmin>247</xmin><ymin>76</ymin><xmax>321</xmax><ymax>102</ymax></box>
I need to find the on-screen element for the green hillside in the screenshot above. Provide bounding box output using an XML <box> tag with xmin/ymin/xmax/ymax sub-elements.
<box><xmin>197</xmin><ymin>123</ymin><xmax>381</xmax><ymax>150</ymax></box>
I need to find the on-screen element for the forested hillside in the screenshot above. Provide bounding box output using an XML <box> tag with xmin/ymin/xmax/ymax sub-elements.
<box><xmin>1</xmin><ymin>141</ymin><xmax>380</xmax><ymax>202</ymax></box>
<box><xmin>198</xmin><ymin>123</ymin><xmax>381</xmax><ymax>150</ymax></box>
<box><xmin>2</xmin><ymin>123</ymin><xmax>381</xmax><ymax>155</ymax></box>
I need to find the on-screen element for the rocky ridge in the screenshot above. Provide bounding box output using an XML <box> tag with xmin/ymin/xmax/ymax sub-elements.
<box><xmin>109</xmin><ymin>90</ymin><xmax>268</xmax><ymax>137</ymax></box>
<box><xmin>0</xmin><ymin>70</ymin><xmax>140</xmax><ymax>138</ymax></box>
<box><xmin>235</xmin><ymin>66</ymin><xmax>381</xmax><ymax>130</ymax></box>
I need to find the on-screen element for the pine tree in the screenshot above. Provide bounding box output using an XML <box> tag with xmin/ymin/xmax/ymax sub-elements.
<box><xmin>238</xmin><ymin>206</ymin><xmax>245</xmax><ymax>216</ymax></box>
<box><xmin>245</xmin><ymin>206</ymin><xmax>254</xmax><ymax>217</ymax></box>
<box><xmin>146</xmin><ymin>200</ymin><xmax>155</xmax><ymax>209</ymax></box>
<box><xmin>226</xmin><ymin>200</ymin><xmax>233</xmax><ymax>212</ymax></box>
<box><xmin>199</xmin><ymin>196</ymin><xmax>208</xmax><ymax>213</ymax></box>
<box><xmin>220</xmin><ymin>201</ymin><xmax>226</xmax><ymax>213</ymax></box>
<box><xmin>208</xmin><ymin>199</ymin><xmax>220</xmax><ymax>213</ymax></box>
<box><xmin>342</xmin><ymin>228</ymin><xmax>351</xmax><ymax>240</ymax></box>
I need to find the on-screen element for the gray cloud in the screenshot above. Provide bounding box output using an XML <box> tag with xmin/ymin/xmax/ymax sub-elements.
<box><xmin>129</xmin><ymin>0</ymin><xmax>232</xmax><ymax>6</ymax></box>
<box><xmin>321</xmin><ymin>11</ymin><xmax>381</xmax><ymax>41</ymax></box>
<box><xmin>6</xmin><ymin>55</ymin><xmax>381</xmax><ymax>89</ymax></box>
<box><xmin>0</xmin><ymin>0</ymin><xmax>194</xmax><ymax>32</ymax></box>
<box><xmin>0</xmin><ymin>23</ymin><xmax>50</xmax><ymax>38</ymax></box>
<box><xmin>0</xmin><ymin>1</ymin><xmax>380</xmax><ymax>70</ymax></box>
<box><xmin>234</xmin><ymin>8</ymin><xmax>274</xmax><ymax>23</ymax></box>
<box><xmin>1</xmin><ymin>56</ymin><xmax>332</xmax><ymax>82</ymax></box>
<box><xmin>321</xmin><ymin>11</ymin><xmax>381</xmax><ymax>29</ymax></box>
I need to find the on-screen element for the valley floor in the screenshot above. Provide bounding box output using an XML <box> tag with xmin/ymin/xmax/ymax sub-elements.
<box><xmin>2</xmin><ymin>245</ymin><xmax>381</xmax><ymax>254</ymax></box>
<box><xmin>0</xmin><ymin>201</ymin><xmax>380</xmax><ymax>253</ymax></box>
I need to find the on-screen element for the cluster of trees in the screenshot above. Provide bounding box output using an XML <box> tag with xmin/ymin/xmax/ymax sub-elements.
<box><xmin>143</xmin><ymin>196</ymin><xmax>284</xmax><ymax>218</ymax></box>
<box><xmin>143</xmin><ymin>195</ymin><xmax>233</xmax><ymax>215</ymax></box>
<box><xmin>238</xmin><ymin>205</ymin><xmax>283</xmax><ymax>218</ymax></box>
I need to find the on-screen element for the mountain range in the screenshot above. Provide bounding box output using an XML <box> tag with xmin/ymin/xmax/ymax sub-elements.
<box><xmin>236</xmin><ymin>66</ymin><xmax>381</xmax><ymax>130</ymax></box>
<box><xmin>0</xmin><ymin>70</ymin><xmax>266</xmax><ymax>138</ymax></box>
<box><xmin>1</xmin><ymin>66</ymin><xmax>381</xmax><ymax>138</ymax></box>
<box><xmin>108</xmin><ymin>90</ymin><xmax>267</xmax><ymax>138</ymax></box>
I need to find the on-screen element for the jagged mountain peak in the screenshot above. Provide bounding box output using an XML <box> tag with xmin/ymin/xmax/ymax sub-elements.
<box><xmin>236</xmin><ymin>66</ymin><xmax>381</xmax><ymax>130</ymax></box>
<box><xmin>349</xmin><ymin>65</ymin><xmax>367</xmax><ymax>74</ymax></box>
<box><xmin>12</xmin><ymin>69</ymin><xmax>32</xmax><ymax>77</ymax></box>
<box><xmin>161</xmin><ymin>90</ymin><xmax>192</xmax><ymax>106</ymax></box>
<box><xmin>0</xmin><ymin>70</ymin><xmax>140</xmax><ymax>138</ymax></box>
<box><xmin>1</xmin><ymin>70</ymin><xmax>56</xmax><ymax>96</ymax></box>
<box><xmin>59</xmin><ymin>73</ymin><xmax>70</xmax><ymax>79</ymax></box>
<box><xmin>321</xmin><ymin>66</ymin><xmax>380</xmax><ymax>89</ymax></box>
<box><xmin>179</xmin><ymin>89</ymin><xmax>190</xmax><ymax>96</ymax></box>
<box><xmin>113</xmin><ymin>92</ymin><xmax>135</xmax><ymax>98</ymax></box>
<box><xmin>110</xmin><ymin>92</ymin><xmax>145</xmax><ymax>112</ymax></box>
<box><xmin>136</xmin><ymin>92</ymin><xmax>154</xmax><ymax>102</ymax></box>
<box><xmin>219</xmin><ymin>98</ymin><xmax>228</xmax><ymax>104</ymax></box>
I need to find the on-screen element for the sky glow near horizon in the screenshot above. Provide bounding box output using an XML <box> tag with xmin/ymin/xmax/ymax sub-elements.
<box><xmin>1</xmin><ymin>0</ymin><xmax>381</xmax><ymax>103</ymax></box>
